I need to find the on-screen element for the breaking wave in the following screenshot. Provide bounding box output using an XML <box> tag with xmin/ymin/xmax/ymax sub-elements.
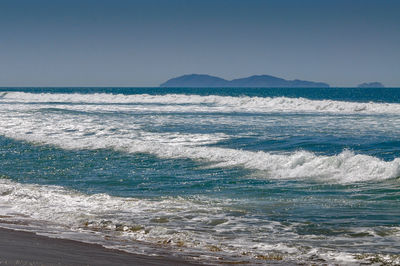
<box><xmin>1</xmin><ymin>91</ymin><xmax>399</xmax><ymax>183</ymax></box>
<box><xmin>1</xmin><ymin>129</ymin><xmax>399</xmax><ymax>183</ymax></box>
<box><xmin>2</xmin><ymin>92</ymin><xmax>400</xmax><ymax>114</ymax></box>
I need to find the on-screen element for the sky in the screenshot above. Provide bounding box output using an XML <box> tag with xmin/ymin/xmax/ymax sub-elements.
<box><xmin>0</xmin><ymin>0</ymin><xmax>399</xmax><ymax>87</ymax></box>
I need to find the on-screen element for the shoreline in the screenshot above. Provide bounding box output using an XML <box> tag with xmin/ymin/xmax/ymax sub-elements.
<box><xmin>0</xmin><ymin>227</ymin><xmax>201</xmax><ymax>265</ymax></box>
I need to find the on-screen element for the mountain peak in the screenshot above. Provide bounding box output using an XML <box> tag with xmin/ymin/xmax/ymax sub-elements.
<box><xmin>160</xmin><ymin>74</ymin><xmax>229</xmax><ymax>87</ymax></box>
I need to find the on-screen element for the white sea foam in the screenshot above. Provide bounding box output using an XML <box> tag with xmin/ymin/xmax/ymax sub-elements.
<box><xmin>2</xmin><ymin>91</ymin><xmax>400</xmax><ymax>114</ymax></box>
<box><xmin>1</xmin><ymin>91</ymin><xmax>399</xmax><ymax>264</ymax></box>
<box><xmin>0</xmin><ymin>113</ymin><xmax>399</xmax><ymax>183</ymax></box>
<box><xmin>1</xmin><ymin>92</ymin><xmax>400</xmax><ymax>183</ymax></box>
<box><xmin>0</xmin><ymin>178</ymin><xmax>301</xmax><ymax>262</ymax></box>
<box><xmin>0</xmin><ymin>178</ymin><xmax>398</xmax><ymax>264</ymax></box>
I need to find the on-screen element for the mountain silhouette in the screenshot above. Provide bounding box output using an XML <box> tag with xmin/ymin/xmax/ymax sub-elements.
<box><xmin>161</xmin><ymin>74</ymin><xmax>329</xmax><ymax>88</ymax></box>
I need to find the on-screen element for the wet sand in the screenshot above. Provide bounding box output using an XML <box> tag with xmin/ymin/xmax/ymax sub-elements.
<box><xmin>0</xmin><ymin>227</ymin><xmax>200</xmax><ymax>265</ymax></box>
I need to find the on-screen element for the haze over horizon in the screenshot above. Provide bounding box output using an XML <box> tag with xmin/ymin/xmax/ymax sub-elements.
<box><xmin>0</xmin><ymin>0</ymin><xmax>399</xmax><ymax>87</ymax></box>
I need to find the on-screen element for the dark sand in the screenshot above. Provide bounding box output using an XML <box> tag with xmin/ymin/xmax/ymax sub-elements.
<box><xmin>0</xmin><ymin>227</ymin><xmax>201</xmax><ymax>265</ymax></box>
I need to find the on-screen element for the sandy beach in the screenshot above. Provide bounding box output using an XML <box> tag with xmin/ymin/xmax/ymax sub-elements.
<box><xmin>0</xmin><ymin>227</ymin><xmax>199</xmax><ymax>265</ymax></box>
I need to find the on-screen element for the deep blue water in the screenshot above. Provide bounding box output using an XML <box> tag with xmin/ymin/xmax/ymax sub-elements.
<box><xmin>0</xmin><ymin>88</ymin><xmax>399</xmax><ymax>264</ymax></box>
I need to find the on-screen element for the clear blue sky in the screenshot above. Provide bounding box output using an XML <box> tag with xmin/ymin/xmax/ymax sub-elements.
<box><xmin>0</xmin><ymin>0</ymin><xmax>399</xmax><ymax>87</ymax></box>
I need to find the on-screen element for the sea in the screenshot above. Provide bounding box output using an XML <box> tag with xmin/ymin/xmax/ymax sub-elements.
<box><xmin>0</xmin><ymin>87</ymin><xmax>399</xmax><ymax>265</ymax></box>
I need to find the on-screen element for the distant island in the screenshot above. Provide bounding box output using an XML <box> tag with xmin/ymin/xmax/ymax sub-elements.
<box><xmin>160</xmin><ymin>74</ymin><xmax>330</xmax><ymax>88</ymax></box>
<box><xmin>357</xmin><ymin>82</ymin><xmax>384</xmax><ymax>88</ymax></box>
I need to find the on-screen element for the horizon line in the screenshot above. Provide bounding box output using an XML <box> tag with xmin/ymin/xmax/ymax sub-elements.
<box><xmin>1</xmin><ymin>86</ymin><xmax>399</xmax><ymax>89</ymax></box>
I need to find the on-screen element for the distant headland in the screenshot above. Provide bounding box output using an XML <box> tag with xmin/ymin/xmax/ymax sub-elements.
<box><xmin>160</xmin><ymin>74</ymin><xmax>330</xmax><ymax>88</ymax></box>
<box><xmin>357</xmin><ymin>82</ymin><xmax>385</xmax><ymax>88</ymax></box>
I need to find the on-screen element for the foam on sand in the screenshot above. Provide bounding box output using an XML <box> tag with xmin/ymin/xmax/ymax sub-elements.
<box><xmin>2</xmin><ymin>178</ymin><xmax>396</xmax><ymax>265</ymax></box>
<box><xmin>0</xmin><ymin>178</ymin><xmax>297</xmax><ymax>262</ymax></box>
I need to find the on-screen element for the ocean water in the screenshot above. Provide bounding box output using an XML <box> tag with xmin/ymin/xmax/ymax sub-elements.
<box><xmin>0</xmin><ymin>87</ymin><xmax>399</xmax><ymax>265</ymax></box>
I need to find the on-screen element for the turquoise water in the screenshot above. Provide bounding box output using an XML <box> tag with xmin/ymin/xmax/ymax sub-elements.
<box><xmin>0</xmin><ymin>88</ymin><xmax>399</xmax><ymax>264</ymax></box>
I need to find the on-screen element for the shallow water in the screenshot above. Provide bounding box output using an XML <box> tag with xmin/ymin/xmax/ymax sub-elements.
<box><xmin>0</xmin><ymin>88</ymin><xmax>399</xmax><ymax>265</ymax></box>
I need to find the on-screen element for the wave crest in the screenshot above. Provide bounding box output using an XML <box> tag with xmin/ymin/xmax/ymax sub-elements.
<box><xmin>2</xmin><ymin>92</ymin><xmax>400</xmax><ymax>114</ymax></box>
